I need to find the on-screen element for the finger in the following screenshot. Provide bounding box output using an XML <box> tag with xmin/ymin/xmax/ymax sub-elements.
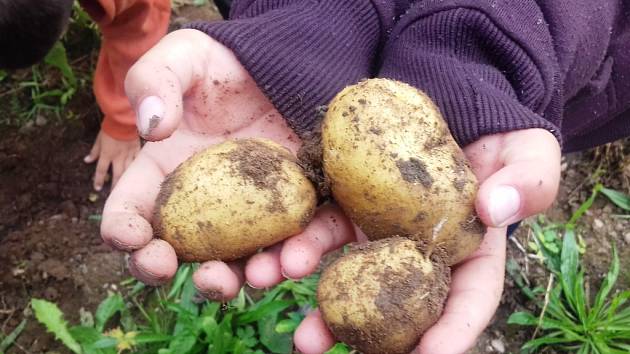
<box><xmin>111</xmin><ymin>156</ymin><xmax>125</xmax><ymax>188</ymax></box>
<box><xmin>84</xmin><ymin>134</ymin><xmax>101</xmax><ymax>164</ymax></box>
<box><xmin>124</xmin><ymin>153</ymin><xmax>135</xmax><ymax>171</ymax></box>
<box><xmin>468</xmin><ymin>129</ymin><xmax>561</xmax><ymax>227</ymax></box>
<box><xmin>128</xmin><ymin>239</ymin><xmax>179</xmax><ymax>286</ymax></box>
<box><xmin>93</xmin><ymin>154</ymin><xmax>111</xmax><ymax>191</ymax></box>
<box><xmin>415</xmin><ymin>227</ymin><xmax>507</xmax><ymax>354</ymax></box>
<box><xmin>244</xmin><ymin>244</ymin><xmax>284</xmax><ymax>289</ymax></box>
<box><xmin>101</xmin><ymin>153</ymin><xmax>164</xmax><ymax>251</ymax></box>
<box><xmin>280</xmin><ymin>204</ymin><xmax>356</xmax><ymax>280</ymax></box>
<box><xmin>294</xmin><ymin>310</ymin><xmax>336</xmax><ymax>354</ymax></box>
<box><xmin>193</xmin><ymin>261</ymin><xmax>245</xmax><ymax>301</ymax></box>
<box><xmin>125</xmin><ymin>29</ymin><xmax>220</xmax><ymax>141</ymax></box>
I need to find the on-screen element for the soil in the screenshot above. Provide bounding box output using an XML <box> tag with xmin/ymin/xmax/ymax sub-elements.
<box><xmin>1</xmin><ymin>1</ymin><xmax>629</xmax><ymax>354</ymax></box>
<box><xmin>0</xmin><ymin>120</ymin><xmax>127</xmax><ymax>353</ymax></box>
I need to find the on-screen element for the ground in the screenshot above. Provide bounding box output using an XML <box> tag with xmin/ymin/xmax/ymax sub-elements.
<box><xmin>0</xmin><ymin>2</ymin><xmax>629</xmax><ymax>354</ymax></box>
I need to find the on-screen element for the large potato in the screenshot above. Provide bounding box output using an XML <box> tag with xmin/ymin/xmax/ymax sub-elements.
<box><xmin>153</xmin><ymin>139</ymin><xmax>316</xmax><ymax>262</ymax></box>
<box><xmin>318</xmin><ymin>237</ymin><xmax>450</xmax><ymax>354</ymax></box>
<box><xmin>322</xmin><ymin>79</ymin><xmax>485</xmax><ymax>265</ymax></box>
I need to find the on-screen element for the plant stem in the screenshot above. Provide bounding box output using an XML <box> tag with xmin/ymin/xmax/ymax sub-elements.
<box><xmin>533</xmin><ymin>273</ymin><xmax>555</xmax><ymax>340</ymax></box>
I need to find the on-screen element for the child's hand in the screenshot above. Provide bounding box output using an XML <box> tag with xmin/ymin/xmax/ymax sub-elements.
<box><xmin>100</xmin><ymin>29</ymin><xmax>357</xmax><ymax>298</ymax></box>
<box><xmin>294</xmin><ymin>128</ymin><xmax>561</xmax><ymax>354</ymax></box>
<box><xmin>84</xmin><ymin>130</ymin><xmax>140</xmax><ymax>191</ymax></box>
<box><xmin>101</xmin><ymin>28</ymin><xmax>562</xmax><ymax>354</ymax></box>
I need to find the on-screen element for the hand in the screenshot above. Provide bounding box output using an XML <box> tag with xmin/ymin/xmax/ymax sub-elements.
<box><xmin>100</xmin><ymin>29</ymin><xmax>358</xmax><ymax>300</ymax></box>
<box><xmin>294</xmin><ymin>128</ymin><xmax>562</xmax><ymax>354</ymax></box>
<box><xmin>84</xmin><ymin>130</ymin><xmax>140</xmax><ymax>191</ymax></box>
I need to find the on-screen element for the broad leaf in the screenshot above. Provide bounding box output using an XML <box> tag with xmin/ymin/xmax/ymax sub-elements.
<box><xmin>32</xmin><ymin>299</ymin><xmax>82</xmax><ymax>354</ymax></box>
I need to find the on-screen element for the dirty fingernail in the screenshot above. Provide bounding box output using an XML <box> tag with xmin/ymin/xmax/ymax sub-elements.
<box><xmin>488</xmin><ymin>185</ymin><xmax>521</xmax><ymax>227</ymax></box>
<box><xmin>137</xmin><ymin>96</ymin><xmax>165</xmax><ymax>136</ymax></box>
<box><xmin>197</xmin><ymin>286</ymin><xmax>225</xmax><ymax>301</ymax></box>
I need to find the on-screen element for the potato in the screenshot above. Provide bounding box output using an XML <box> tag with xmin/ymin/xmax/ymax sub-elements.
<box><xmin>322</xmin><ymin>78</ymin><xmax>485</xmax><ymax>265</ymax></box>
<box><xmin>318</xmin><ymin>237</ymin><xmax>450</xmax><ymax>354</ymax></box>
<box><xmin>153</xmin><ymin>138</ymin><xmax>316</xmax><ymax>262</ymax></box>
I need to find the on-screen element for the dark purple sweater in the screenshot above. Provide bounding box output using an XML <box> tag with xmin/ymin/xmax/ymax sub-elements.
<box><xmin>189</xmin><ymin>0</ymin><xmax>630</xmax><ymax>153</ymax></box>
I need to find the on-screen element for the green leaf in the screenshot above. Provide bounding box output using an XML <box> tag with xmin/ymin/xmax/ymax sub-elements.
<box><xmin>573</xmin><ymin>270</ymin><xmax>588</xmax><ymax>326</ymax></box>
<box><xmin>212</xmin><ymin>313</ymin><xmax>234</xmax><ymax>354</ymax></box>
<box><xmin>69</xmin><ymin>326</ymin><xmax>101</xmax><ymax>344</ymax></box>
<box><xmin>135</xmin><ymin>333</ymin><xmax>171</xmax><ymax>344</ymax></box>
<box><xmin>521</xmin><ymin>334</ymin><xmax>577</xmax><ymax>350</ymax></box>
<box><xmin>275</xmin><ymin>314</ymin><xmax>303</xmax><ymax>334</ymax></box>
<box><xmin>568</xmin><ymin>183</ymin><xmax>602</xmax><ymax>227</ymax></box>
<box><xmin>237</xmin><ymin>300</ymin><xmax>294</xmax><ymax>325</ymax></box>
<box><xmin>258</xmin><ymin>314</ymin><xmax>292</xmax><ymax>354</ymax></box>
<box><xmin>235</xmin><ymin>326</ymin><xmax>258</xmax><ymax>348</ymax></box>
<box><xmin>168</xmin><ymin>264</ymin><xmax>192</xmax><ymax>299</ymax></box>
<box><xmin>69</xmin><ymin>327</ymin><xmax>114</xmax><ymax>354</ymax></box>
<box><xmin>601</xmin><ymin>188</ymin><xmax>630</xmax><ymax>211</ymax></box>
<box><xmin>44</xmin><ymin>42</ymin><xmax>76</xmax><ymax>86</ymax></box>
<box><xmin>92</xmin><ymin>337</ymin><xmax>117</xmax><ymax>349</ymax></box>
<box><xmin>95</xmin><ymin>294</ymin><xmax>125</xmax><ymax>332</ymax></box>
<box><xmin>324</xmin><ymin>343</ymin><xmax>351</xmax><ymax>354</ymax></box>
<box><xmin>32</xmin><ymin>298</ymin><xmax>83</xmax><ymax>354</ymax></box>
<box><xmin>173</xmin><ymin>267</ymin><xmax>200</xmax><ymax>316</ymax></box>
<box><xmin>0</xmin><ymin>319</ymin><xmax>26</xmax><ymax>353</ymax></box>
<box><xmin>508</xmin><ymin>312</ymin><xmax>538</xmax><ymax>326</ymax></box>
<box><xmin>592</xmin><ymin>246</ymin><xmax>620</xmax><ymax>321</ymax></box>
<box><xmin>560</xmin><ymin>229</ymin><xmax>579</xmax><ymax>310</ymax></box>
<box><xmin>168</xmin><ymin>332</ymin><xmax>197</xmax><ymax>353</ymax></box>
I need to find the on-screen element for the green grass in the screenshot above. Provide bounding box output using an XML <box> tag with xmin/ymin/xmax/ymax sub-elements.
<box><xmin>29</xmin><ymin>264</ymin><xmax>351</xmax><ymax>354</ymax></box>
<box><xmin>508</xmin><ymin>184</ymin><xmax>630</xmax><ymax>353</ymax></box>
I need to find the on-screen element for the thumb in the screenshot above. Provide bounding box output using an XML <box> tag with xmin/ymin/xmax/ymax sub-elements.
<box><xmin>125</xmin><ymin>29</ymin><xmax>217</xmax><ymax>141</ymax></box>
<box><xmin>470</xmin><ymin>129</ymin><xmax>561</xmax><ymax>228</ymax></box>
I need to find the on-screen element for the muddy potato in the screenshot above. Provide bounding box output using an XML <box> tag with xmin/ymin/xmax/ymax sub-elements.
<box><xmin>322</xmin><ymin>79</ymin><xmax>485</xmax><ymax>265</ymax></box>
<box><xmin>153</xmin><ymin>139</ymin><xmax>316</xmax><ymax>262</ymax></box>
<box><xmin>318</xmin><ymin>237</ymin><xmax>450</xmax><ymax>354</ymax></box>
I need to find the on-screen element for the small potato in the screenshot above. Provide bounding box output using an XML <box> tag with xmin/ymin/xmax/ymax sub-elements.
<box><xmin>318</xmin><ymin>237</ymin><xmax>450</xmax><ymax>354</ymax></box>
<box><xmin>322</xmin><ymin>79</ymin><xmax>485</xmax><ymax>265</ymax></box>
<box><xmin>153</xmin><ymin>139</ymin><xmax>316</xmax><ymax>262</ymax></box>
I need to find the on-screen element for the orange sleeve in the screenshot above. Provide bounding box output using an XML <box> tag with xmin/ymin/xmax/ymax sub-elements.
<box><xmin>80</xmin><ymin>0</ymin><xmax>171</xmax><ymax>140</ymax></box>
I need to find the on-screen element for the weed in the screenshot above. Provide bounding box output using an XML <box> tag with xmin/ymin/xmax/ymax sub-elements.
<box><xmin>30</xmin><ymin>263</ymin><xmax>333</xmax><ymax>354</ymax></box>
<box><xmin>508</xmin><ymin>184</ymin><xmax>630</xmax><ymax>353</ymax></box>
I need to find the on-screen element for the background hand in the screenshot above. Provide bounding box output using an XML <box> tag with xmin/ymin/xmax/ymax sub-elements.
<box><xmin>84</xmin><ymin>130</ymin><xmax>140</xmax><ymax>191</ymax></box>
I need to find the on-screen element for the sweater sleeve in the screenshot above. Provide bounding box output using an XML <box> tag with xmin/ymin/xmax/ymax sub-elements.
<box><xmin>378</xmin><ymin>0</ymin><xmax>564</xmax><ymax>147</ymax></box>
<box><xmin>187</xmin><ymin>0</ymin><xmax>409</xmax><ymax>136</ymax></box>
<box><xmin>80</xmin><ymin>0</ymin><xmax>170</xmax><ymax>140</ymax></box>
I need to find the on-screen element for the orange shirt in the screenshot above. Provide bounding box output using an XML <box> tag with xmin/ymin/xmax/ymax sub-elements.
<box><xmin>80</xmin><ymin>0</ymin><xmax>171</xmax><ymax>140</ymax></box>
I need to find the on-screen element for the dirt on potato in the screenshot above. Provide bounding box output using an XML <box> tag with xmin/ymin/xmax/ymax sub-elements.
<box><xmin>319</xmin><ymin>238</ymin><xmax>450</xmax><ymax>354</ymax></box>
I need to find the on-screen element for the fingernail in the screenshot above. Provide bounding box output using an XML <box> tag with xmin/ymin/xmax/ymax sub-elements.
<box><xmin>83</xmin><ymin>155</ymin><xmax>91</xmax><ymax>163</ymax></box>
<box><xmin>281</xmin><ymin>268</ymin><xmax>298</xmax><ymax>281</ymax></box>
<box><xmin>246</xmin><ymin>281</ymin><xmax>262</xmax><ymax>289</ymax></box>
<box><xmin>488</xmin><ymin>185</ymin><xmax>521</xmax><ymax>227</ymax></box>
<box><xmin>94</xmin><ymin>185</ymin><xmax>102</xmax><ymax>191</ymax></box>
<box><xmin>137</xmin><ymin>96</ymin><xmax>165</xmax><ymax>136</ymax></box>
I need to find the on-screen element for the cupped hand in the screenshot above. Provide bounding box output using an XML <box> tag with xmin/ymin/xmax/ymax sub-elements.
<box><xmin>100</xmin><ymin>28</ymin><xmax>563</xmax><ymax>354</ymax></box>
<box><xmin>294</xmin><ymin>128</ymin><xmax>561</xmax><ymax>354</ymax></box>
<box><xmin>100</xmin><ymin>29</ymin><xmax>358</xmax><ymax>299</ymax></box>
<box><xmin>85</xmin><ymin>130</ymin><xmax>140</xmax><ymax>191</ymax></box>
